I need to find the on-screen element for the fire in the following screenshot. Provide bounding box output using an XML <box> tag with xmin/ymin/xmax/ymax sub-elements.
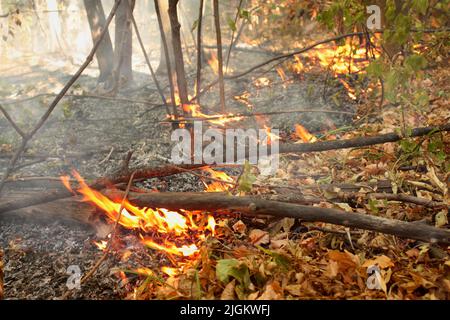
<box><xmin>94</xmin><ymin>240</ymin><xmax>108</xmax><ymax>251</ymax></box>
<box><xmin>263</xmin><ymin>125</ymin><xmax>281</xmax><ymax>145</ymax></box>
<box><xmin>295</xmin><ymin>124</ymin><xmax>317</xmax><ymax>143</ymax></box>
<box><xmin>276</xmin><ymin>66</ymin><xmax>288</xmax><ymax>83</ymax></box>
<box><xmin>339</xmin><ymin>78</ymin><xmax>357</xmax><ymax>100</ymax></box>
<box><xmin>181</xmin><ymin>103</ymin><xmax>243</xmax><ymax>126</ymax></box>
<box><xmin>141</xmin><ymin>238</ymin><xmax>199</xmax><ymax>257</ymax></box>
<box><xmin>203</xmin><ymin>168</ymin><xmax>234</xmax><ymax>192</ymax></box>
<box><xmin>161</xmin><ymin>267</ymin><xmax>178</xmax><ymax>277</ymax></box>
<box><xmin>61</xmin><ymin>171</ymin><xmax>219</xmax><ymax>261</ymax></box>
<box><xmin>290</xmin><ymin>38</ymin><xmax>380</xmax><ymax>99</ymax></box>
<box><xmin>208</xmin><ymin>52</ymin><xmax>219</xmax><ymax>75</ymax></box>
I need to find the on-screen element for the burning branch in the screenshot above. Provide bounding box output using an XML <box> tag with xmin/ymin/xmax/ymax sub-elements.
<box><xmin>62</xmin><ymin>171</ymin><xmax>137</xmax><ymax>299</ymax></box>
<box><xmin>0</xmin><ymin>164</ymin><xmax>206</xmax><ymax>214</ymax></box>
<box><xmin>105</xmin><ymin>191</ymin><xmax>450</xmax><ymax>245</ymax></box>
<box><xmin>278</xmin><ymin>124</ymin><xmax>450</xmax><ymax>155</ymax></box>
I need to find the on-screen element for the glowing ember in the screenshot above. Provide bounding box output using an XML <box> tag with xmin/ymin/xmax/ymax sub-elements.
<box><xmin>295</xmin><ymin>124</ymin><xmax>317</xmax><ymax>143</ymax></box>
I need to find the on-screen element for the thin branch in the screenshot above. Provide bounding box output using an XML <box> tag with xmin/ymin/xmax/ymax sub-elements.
<box><xmin>224</xmin><ymin>0</ymin><xmax>244</xmax><ymax>73</ymax></box>
<box><xmin>213</xmin><ymin>0</ymin><xmax>226</xmax><ymax>113</ymax></box>
<box><xmin>195</xmin><ymin>0</ymin><xmax>204</xmax><ymax>104</ymax></box>
<box><xmin>0</xmin><ymin>104</ymin><xmax>26</xmax><ymax>138</ymax></box>
<box><xmin>130</xmin><ymin>11</ymin><xmax>167</xmax><ymax>109</ymax></box>
<box><xmin>154</xmin><ymin>0</ymin><xmax>178</xmax><ymax>120</ymax></box>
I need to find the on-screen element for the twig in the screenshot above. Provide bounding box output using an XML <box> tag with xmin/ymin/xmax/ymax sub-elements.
<box><xmin>213</xmin><ymin>0</ymin><xmax>226</xmax><ymax>113</ymax></box>
<box><xmin>195</xmin><ymin>0</ymin><xmax>204</xmax><ymax>104</ymax></box>
<box><xmin>349</xmin><ymin>192</ymin><xmax>449</xmax><ymax>209</ymax></box>
<box><xmin>130</xmin><ymin>11</ymin><xmax>167</xmax><ymax>111</ymax></box>
<box><xmin>0</xmin><ymin>104</ymin><xmax>26</xmax><ymax>138</ymax></box>
<box><xmin>224</xmin><ymin>0</ymin><xmax>244</xmax><ymax>73</ymax></box>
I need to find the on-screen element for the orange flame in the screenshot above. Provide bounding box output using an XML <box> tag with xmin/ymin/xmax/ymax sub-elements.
<box><xmin>203</xmin><ymin>168</ymin><xmax>234</xmax><ymax>192</ymax></box>
<box><xmin>208</xmin><ymin>52</ymin><xmax>219</xmax><ymax>75</ymax></box>
<box><xmin>295</xmin><ymin>124</ymin><xmax>317</xmax><ymax>143</ymax></box>
<box><xmin>64</xmin><ymin>171</ymin><xmax>219</xmax><ymax>259</ymax></box>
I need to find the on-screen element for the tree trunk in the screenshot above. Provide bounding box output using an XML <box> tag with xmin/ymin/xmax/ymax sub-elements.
<box><xmin>83</xmin><ymin>0</ymin><xmax>114</xmax><ymax>83</ymax></box>
<box><xmin>156</xmin><ymin>0</ymin><xmax>175</xmax><ymax>75</ymax></box>
<box><xmin>113</xmin><ymin>0</ymin><xmax>135</xmax><ymax>86</ymax></box>
<box><xmin>168</xmin><ymin>0</ymin><xmax>189</xmax><ymax>105</ymax></box>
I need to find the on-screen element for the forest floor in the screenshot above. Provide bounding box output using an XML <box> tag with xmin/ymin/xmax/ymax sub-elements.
<box><xmin>0</xmin><ymin>33</ymin><xmax>449</xmax><ymax>299</ymax></box>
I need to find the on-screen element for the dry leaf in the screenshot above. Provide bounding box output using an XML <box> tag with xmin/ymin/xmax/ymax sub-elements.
<box><xmin>220</xmin><ymin>279</ymin><xmax>236</xmax><ymax>300</ymax></box>
<box><xmin>362</xmin><ymin>255</ymin><xmax>395</xmax><ymax>269</ymax></box>
<box><xmin>232</xmin><ymin>220</ymin><xmax>247</xmax><ymax>234</ymax></box>
<box><xmin>257</xmin><ymin>282</ymin><xmax>283</xmax><ymax>300</ymax></box>
<box><xmin>249</xmin><ymin>229</ymin><xmax>270</xmax><ymax>246</ymax></box>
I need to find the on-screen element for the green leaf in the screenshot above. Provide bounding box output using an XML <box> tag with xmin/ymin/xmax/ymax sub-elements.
<box><xmin>405</xmin><ymin>54</ymin><xmax>427</xmax><ymax>72</ymax></box>
<box><xmin>238</xmin><ymin>161</ymin><xmax>256</xmax><ymax>192</ymax></box>
<box><xmin>239</xmin><ymin>9</ymin><xmax>250</xmax><ymax>21</ymax></box>
<box><xmin>412</xmin><ymin>0</ymin><xmax>429</xmax><ymax>15</ymax></box>
<box><xmin>256</xmin><ymin>246</ymin><xmax>290</xmax><ymax>270</ymax></box>
<box><xmin>366</xmin><ymin>59</ymin><xmax>384</xmax><ymax>78</ymax></box>
<box><xmin>216</xmin><ymin>259</ymin><xmax>250</xmax><ymax>287</ymax></box>
<box><xmin>227</xmin><ymin>17</ymin><xmax>237</xmax><ymax>32</ymax></box>
<box><xmin>191</xmin><ymin>19</ymin><xmax>198</xmax><ymax>32</ymax></box>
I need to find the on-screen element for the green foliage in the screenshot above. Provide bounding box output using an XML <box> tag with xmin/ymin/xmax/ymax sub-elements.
<box><xmin>216</xmin><ymin>259</ymin><xmax>250</xmax><ymax>287</ymax></box>
<box><xmin>238</xmin><ymin>161</ymin><xmax>256</xmax><ymax>192</ymax></box>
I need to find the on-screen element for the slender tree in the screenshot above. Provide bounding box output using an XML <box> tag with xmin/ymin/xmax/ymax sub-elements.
<box><xmin>83</xmin><ymin>0</ymin><xmax>114</xmax><ymax>83</ymax></box>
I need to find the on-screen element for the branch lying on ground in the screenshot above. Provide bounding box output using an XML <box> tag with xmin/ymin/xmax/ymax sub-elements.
<box><xmin>0</xmin><ymin>164</ymin><xmax>206</xmax><ymax>214</ymax></box>
<box><xmin>278</xmin><ymin>124</ymin><xmax>450</xmax><ymax>154</ymax></box>
<box><xmin>1</xmin><ymin>123</ymin><xmax>447</xmax><ymax>212</ymax></box>
<box><xmin>104</xmin><ymin>191</ymin><xmax>450</xmax><ymax>245</ymax></box>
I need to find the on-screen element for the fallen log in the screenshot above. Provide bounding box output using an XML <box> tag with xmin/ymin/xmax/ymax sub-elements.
<box><xmin>107</xmin><ymin>191</ymin><xmax>450</xmax><ymax>245</ymax></box>
<box><xmin>278</xmin><ymin>124</ymin><xmax>450</xmax><ymax>154</ymax></box>
<box><xmin>0</xmin><ymin>164</ymin><xmax>206</xmax><ymax>214</ymax></box>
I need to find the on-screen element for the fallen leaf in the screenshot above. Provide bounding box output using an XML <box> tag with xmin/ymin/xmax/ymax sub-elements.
<box><xmin>232</xmin><ymin>220</ymin><xmax>247</xmax><ymax>234</ymax></box>
<box><xmin>249</xmin><ymin>229</ymin><xmax>270</xmax><ymax>246</ymax></box>
<box><xmin>220</xmin><ymin>279</ymin><xmax>236</xmax><ymax>300</ymax></box>
<box><xmin>362</xmin><ymin>255</ymin><xmax>395</xmax><ymax>269</ymax></box>
<box><xmin>257</xmin><ymin>282</ymin><xmax>283</xmax><ymax>300</ymax></box>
